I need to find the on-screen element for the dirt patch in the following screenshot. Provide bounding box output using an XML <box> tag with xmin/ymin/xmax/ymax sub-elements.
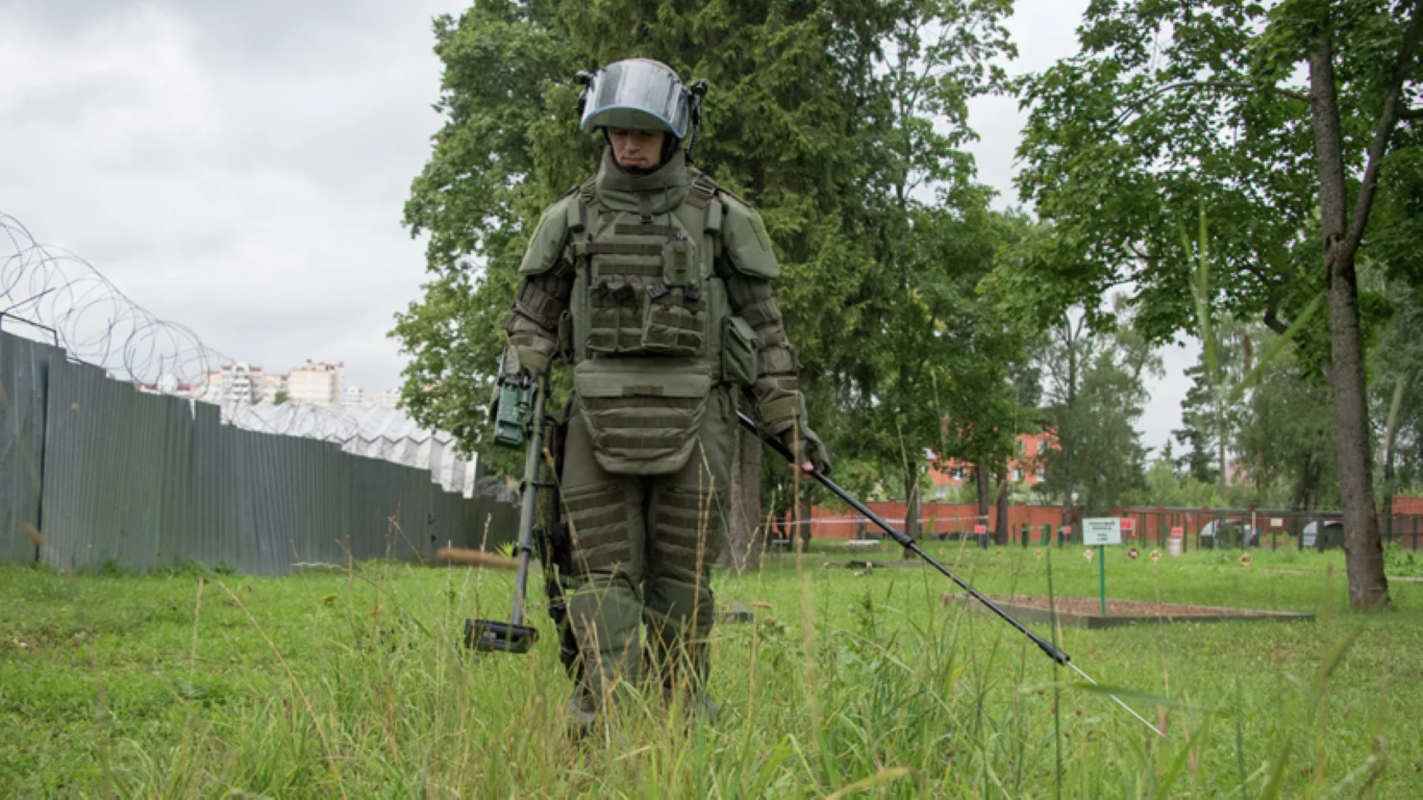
<box><xmin>944</xmin><ymin>594</ymin><xmax>1314</xmax><ymax>628</ymax></box>
<box><xmin>979</xmin><ymin>595</ymin><xmax>1278</xmax><ymax>617</ymax></box>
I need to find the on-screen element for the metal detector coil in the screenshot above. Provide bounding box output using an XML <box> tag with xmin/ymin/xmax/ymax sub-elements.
<box><xmin>464</xmin><ymin>618</ymin><xmax>539</xmax><ymax>654</ymax></box>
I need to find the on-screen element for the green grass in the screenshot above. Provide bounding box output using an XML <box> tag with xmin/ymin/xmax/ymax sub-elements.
<box><xmin>2</xmin><ymin>543</ymin><xmax>1420</xmax><ymax>797</ymax></box>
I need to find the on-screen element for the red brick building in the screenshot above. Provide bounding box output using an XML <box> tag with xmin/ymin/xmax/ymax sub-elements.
<box><xmin>927</xmin><ymin>431</ymin><xmax>1053</xmax><ymax>499</ymax></box>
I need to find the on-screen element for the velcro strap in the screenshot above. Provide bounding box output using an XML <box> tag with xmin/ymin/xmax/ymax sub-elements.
<box><xmin>615</xmin><ymin>224</ymin><xmax>679</xmax><ymax>237</ymax></box>
<box><xmin>759</xmin><ymin>395</ymin><xmax>799</xmax><ymax>424</ymax></box>
<box><xmin>620</xmin><ymin>385</ymin><xmax>665</xmax><ymax>397</ymax></box>
<box><xmin>595</xmin><ymin>262</ymin><xmax>664</xmax><ymax>277</ymax></box>
<box><xmin>583</xmin><ymin>396</ymin><xmax>701</xmax><ymax>410</ymax></box>
<box><xmin>588</xmin><ymin>243</ymin><xmax>663</xmax><ymax>256</ymax></box>
<box><xmin>637</xmin><ymin>192</ymin><xmax>654</xmax><ymax>223</ymax></box>
<box><xmin>604</xmin><ymin>433</ymin><xmax>687</xmax><ymax>450</ymax></box>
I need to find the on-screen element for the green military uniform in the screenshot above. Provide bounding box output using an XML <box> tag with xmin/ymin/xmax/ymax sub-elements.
<box><xmin>501</xmin><ymin>61</ymin><xmax>825</xmax><ymax>721</ymax></box>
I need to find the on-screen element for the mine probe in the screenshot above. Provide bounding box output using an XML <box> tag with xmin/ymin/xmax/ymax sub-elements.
<box><xmin>739</xmin><ymin>412</ymin><xmax>1166</xmax><ymax>739</ymax></box>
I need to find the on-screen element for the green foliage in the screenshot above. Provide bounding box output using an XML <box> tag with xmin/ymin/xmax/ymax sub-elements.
<box><xmin>1124</xmin><ymin>458</ymin><xmax>1222</xmax><ymax>508</ymax></box>
<box><xmin>1382</xmin><ymin>542</ymin><xmax>1423</xmax><ymax>577</ymax></box>
<box><xmin>1371</xmin><ymin>281</ymin><xmax>1423</xmax><ymax>494</ymax></box>
<box><xmin>1035</xmin><ymin>299</ymin><xmax>1161</xmax><ymax>514</ymax></box>
<box><xmin>1013</xmin><ymin>0</ymin><xmax>1417</xmax><ymax>350</ymax></box>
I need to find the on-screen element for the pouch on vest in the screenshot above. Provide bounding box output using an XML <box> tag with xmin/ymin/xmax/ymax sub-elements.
<box><xmin>640</xmin><ymin>237</ymin><xmax>706</xmax><ymax>356</ymax></box>
<box><xmin>574</xmin><ymin>359</ymin><xmax>712</xmax><ymax>476</ymax></box>
<box><xmin>721</xmin><ymin>316</ymin><xmax>758</xmax><ymax>386</ymax></box>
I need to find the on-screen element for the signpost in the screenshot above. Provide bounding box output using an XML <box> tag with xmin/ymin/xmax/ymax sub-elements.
<box><xmin>1083</xmin><ymin>518</ymin><xmax>1122</xmax><ymax>615</ymax></box>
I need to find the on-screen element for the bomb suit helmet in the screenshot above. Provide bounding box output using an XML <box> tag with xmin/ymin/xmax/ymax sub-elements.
<box><xmin>577</xmin><ymin>59</ymin><xmax>704</xmax><ymax>140</ymax></box>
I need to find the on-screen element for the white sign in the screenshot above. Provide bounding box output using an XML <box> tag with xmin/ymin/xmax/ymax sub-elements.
<box><xmin>1270</xmin><ymin>517</ymin><xmax>1284</xmax><ymax>528</ymax></box>
<box><xmin>1082</xmin><ymin>517</ymin><xmax>1122</xmax><ymax>546</ymax></box>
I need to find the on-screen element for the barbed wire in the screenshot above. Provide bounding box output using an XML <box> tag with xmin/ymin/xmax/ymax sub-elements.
<box><xmin>0</xmin><ymin>211</ymin><xmax>377</xmax><ymax>440</ymax></box>
<box><xmin>1</xmin><ymin>211</ymin><xmax>220</xmax><ymax>386</ymax></box>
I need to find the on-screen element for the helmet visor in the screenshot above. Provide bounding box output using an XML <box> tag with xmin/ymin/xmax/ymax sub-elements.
<box><xmin>579</xmin><ymin>60</ymin><xmax>690</xmax><ymax>139</ymax></box>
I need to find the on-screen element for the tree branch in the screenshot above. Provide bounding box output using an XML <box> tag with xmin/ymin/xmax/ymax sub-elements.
<box><xmin>1402</xmin><ymin>107</ymin><xmax>1423</xmax><ymax>119</ymax></box>
<box><xmin>1340</xmin><ymin>0</ymin><xmax>1423</xmax><ymax>261</ymax></box>
<box><xmin>1110</xmin><ymin>80</ymin><xmax>1308</xmax><ymax>130</ymax></box>
<box><xmin>1262</xmin><ymin>294</ymin><xmax>1289</xmax><ymax>336</ymax></box>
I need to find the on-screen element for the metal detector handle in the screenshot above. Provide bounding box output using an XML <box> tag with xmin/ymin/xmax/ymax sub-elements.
<box><xmin>510</xmin><ymin>378</ymin><xmax>549</xmax><ymax>628</ymax></box>
<box><xmin>738</xmin><ymin>412</ymin><xmax>1071</xmax><ymax>667</ymax></box>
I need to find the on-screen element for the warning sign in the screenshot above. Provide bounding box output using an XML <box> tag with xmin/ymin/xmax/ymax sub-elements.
<box><xmin>1083</xmin><ymin>518</ymin><xmax>1122</xmax><ymax>546</ymax></box>
<box><xmin>1128</xmin><ymin>547</ymin><xmax>1140</xmax><ymax>560</ymax></box>
<box><xmin>973</xmin><ymin>524</ymin><xmax>987</xmax><ymax>535</ymax></box>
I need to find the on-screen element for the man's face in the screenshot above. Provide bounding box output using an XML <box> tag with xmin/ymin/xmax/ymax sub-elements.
<box><xmin>608</xmin><ymin>128</ymin><xmax>667</xmax><ymax>169</ymax></box>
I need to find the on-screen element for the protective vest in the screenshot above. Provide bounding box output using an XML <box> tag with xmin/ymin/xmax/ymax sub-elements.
<box><xmin>519</xmin><ymin>151</ymin><xmax>777</xmax><ymax>475</ymax></box>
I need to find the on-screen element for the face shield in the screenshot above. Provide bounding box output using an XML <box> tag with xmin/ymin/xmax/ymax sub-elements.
<box><xmin>578</xmin><ymin>59</ymin><xmax>691</xmax><ymax>140</ymax></box>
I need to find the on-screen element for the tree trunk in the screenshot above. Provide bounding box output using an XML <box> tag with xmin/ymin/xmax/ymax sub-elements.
<box><xmin>797</xmin><ymin>491</ymin><xmax>814</xmax><ymax>552</ymax></box>
<box><xmin>1290</xmin><ymin>452</ymin><xmax>1322</xmax><ymax>512</ymax></box>
<box><xmin>994</xmin><ymin>466</ymin><xmax>1010</xmax><ymax>545</ymax></box>
<box><xmin>720</xmin><ymin>423</ymin><xmax>764</xmax><ymax>572</ymax></box>
<box><xmin>904</xmin><ymin>464</ymin><xmax>921</xmax><ymax>540</ymax></box>
<box><xmin>975</xmin><ymin>464</ymin><xmax>991</xmax><ymax>534</ymax></box>
<box><xmin>1308</xmin><ymin>31</ymin><xmax>1389</xmax><ymax>607</ymax></box>
<box><xmin>1382</xmin><ymin>375</ymin><xmax>1407</xmax><ymax>545</ymax></box>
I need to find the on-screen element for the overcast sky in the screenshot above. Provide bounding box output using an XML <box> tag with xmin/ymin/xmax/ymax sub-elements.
<box><xmin>1</xmin><ymin>0</ymin><xmax>1195</xmax><ymax>455</ymax></box>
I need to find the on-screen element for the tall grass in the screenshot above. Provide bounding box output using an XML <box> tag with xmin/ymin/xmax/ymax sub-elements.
<box><xmin>0</xmin><ymin>547</ymin><xmax>1417</xmax><ymax>797</ymax></box>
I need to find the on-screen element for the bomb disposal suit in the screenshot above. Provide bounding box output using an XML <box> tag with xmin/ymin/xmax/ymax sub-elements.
<box><xmin>501</xmin><ymin>59</ymin><xmax>828</xmax><ymax>720</ymax></box>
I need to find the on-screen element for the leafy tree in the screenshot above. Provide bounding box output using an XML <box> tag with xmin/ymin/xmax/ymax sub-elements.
<box><xmin>1373</xmin><ymin>281</ymin><xmax>1423</xmax><ymax>531</ymax></box>
<box><xmin>1236</xmin><ymin>343</ymin><xmax>1338</xmax><ymax>509</ymax></box>
<box><xmin>1171</xmin><ymin>317</ymin><xmax>1251</xmax><ymax>497</ymax></box>
<box><xmin>1035</xmin><ymin>300</ymin><xmax>1160</xmax><ymax>517</ymax></box>
<box><xmin>1014</xmin><ymin>0</ymin><xmax>1423</xmax><ymax>607</ymax></box>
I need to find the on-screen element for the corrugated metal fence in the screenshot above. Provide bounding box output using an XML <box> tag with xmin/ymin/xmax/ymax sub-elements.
<box><xmin>0</xmin><ymin>330</ymin><xmax>517</xmax><ymax>575</ymax></box>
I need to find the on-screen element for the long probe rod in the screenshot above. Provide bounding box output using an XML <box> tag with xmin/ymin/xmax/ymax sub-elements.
<box><xmin>740</xmin><ymin>412</ymin><xmax>1165</xmax><ymax>738</ymax></box>
<box><xmin>510</xmin><ymin>380</ymin><xmax>547</xmax><ymax>628</ymax></box>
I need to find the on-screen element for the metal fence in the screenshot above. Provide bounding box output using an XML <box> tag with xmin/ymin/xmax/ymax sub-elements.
<box><xmin>1112</xmin><ymin>506</ymin><xmax>1423</xmax><ymax>552</ymax></box>
<box><xmin>1</xmin><ymin>330</ymin><xmax>518</xmax><ymax>575</ymax></box>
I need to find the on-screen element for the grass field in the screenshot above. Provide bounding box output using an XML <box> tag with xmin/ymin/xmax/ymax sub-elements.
<box><xmin>3</xmin><ymin>542</ymin><xmax>1420</xmax><ymax>797</ymax></box>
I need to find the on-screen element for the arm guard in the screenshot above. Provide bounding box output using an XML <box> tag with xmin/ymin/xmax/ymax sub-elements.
<box><xmin>722</xmin><ymin>244</ymin><xmax>830</xmax><ymax>473</ymax></box>
<box><xmin>502</xmin><ymin>194</ymin><xmax>578</xmax><ymax>376</ymax></box>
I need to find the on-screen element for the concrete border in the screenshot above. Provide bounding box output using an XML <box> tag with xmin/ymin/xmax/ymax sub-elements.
<box><xmin>944</xmin><ymin>595</ymin><xmax>1315</xmax><ymax>629</ymax></box>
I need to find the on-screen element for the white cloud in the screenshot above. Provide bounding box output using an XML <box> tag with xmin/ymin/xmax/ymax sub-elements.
<box><xmin>2</xmin><ymin>0</ymin><xmax>465</xmax><ymax>391</ymax></box>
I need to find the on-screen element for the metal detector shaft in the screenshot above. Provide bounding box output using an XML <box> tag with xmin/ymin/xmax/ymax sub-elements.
<box><xmin>510</xmin><ymin>379</ymin><xmax>548</xmax><ymax>628</ymax></box>
<box><xmin>739</xmin><ymin>412</ymin><xmax>1165</xmax><ymax>738</ymax></box>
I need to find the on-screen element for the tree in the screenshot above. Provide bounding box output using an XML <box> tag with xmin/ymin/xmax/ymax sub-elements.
<box><xmin>1015</xmin><ymin>0</ymin><xmax>1423</xmax><ymax>607</ymax></box>
<box><xmin>1237</xmin><ymin>342</ymin><xmax>1338</xmax><ymax>510</ymax></box>
<box><xmin>1036</xmin><ymin>300</ymin><xmax>1160</xmax><ymax>517</ymax></box>
<box><xmin>1171</xmin><ymin>317</ymin><xmax>1251</xmax><ymax>498</ymax></box>
<box><xmin>1372</xmin><ymin>281</ymin><xmax>1423</xmax><ymax>531</ymax></box>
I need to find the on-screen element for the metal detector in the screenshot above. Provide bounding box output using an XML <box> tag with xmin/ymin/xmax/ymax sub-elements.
<box><xmin>463</xmin><ymin>375</ymin><xmax>548</xmax><ymax>654</ymax></box>
<box><xmin>740</xmin><ymin>412</ymin><xmax>1164</xmax><ymax>738</ymax></box>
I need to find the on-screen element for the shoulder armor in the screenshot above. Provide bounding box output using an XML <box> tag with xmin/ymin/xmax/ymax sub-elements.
<box><xmin>717</xmin><ymin>190</ymin><xmax>779</xmax><ymax>280</ymax></box>
<box><xmin>518</xmin><ymin>191</ymin><xmax>581</xmax><ymax>276</ymax></box>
